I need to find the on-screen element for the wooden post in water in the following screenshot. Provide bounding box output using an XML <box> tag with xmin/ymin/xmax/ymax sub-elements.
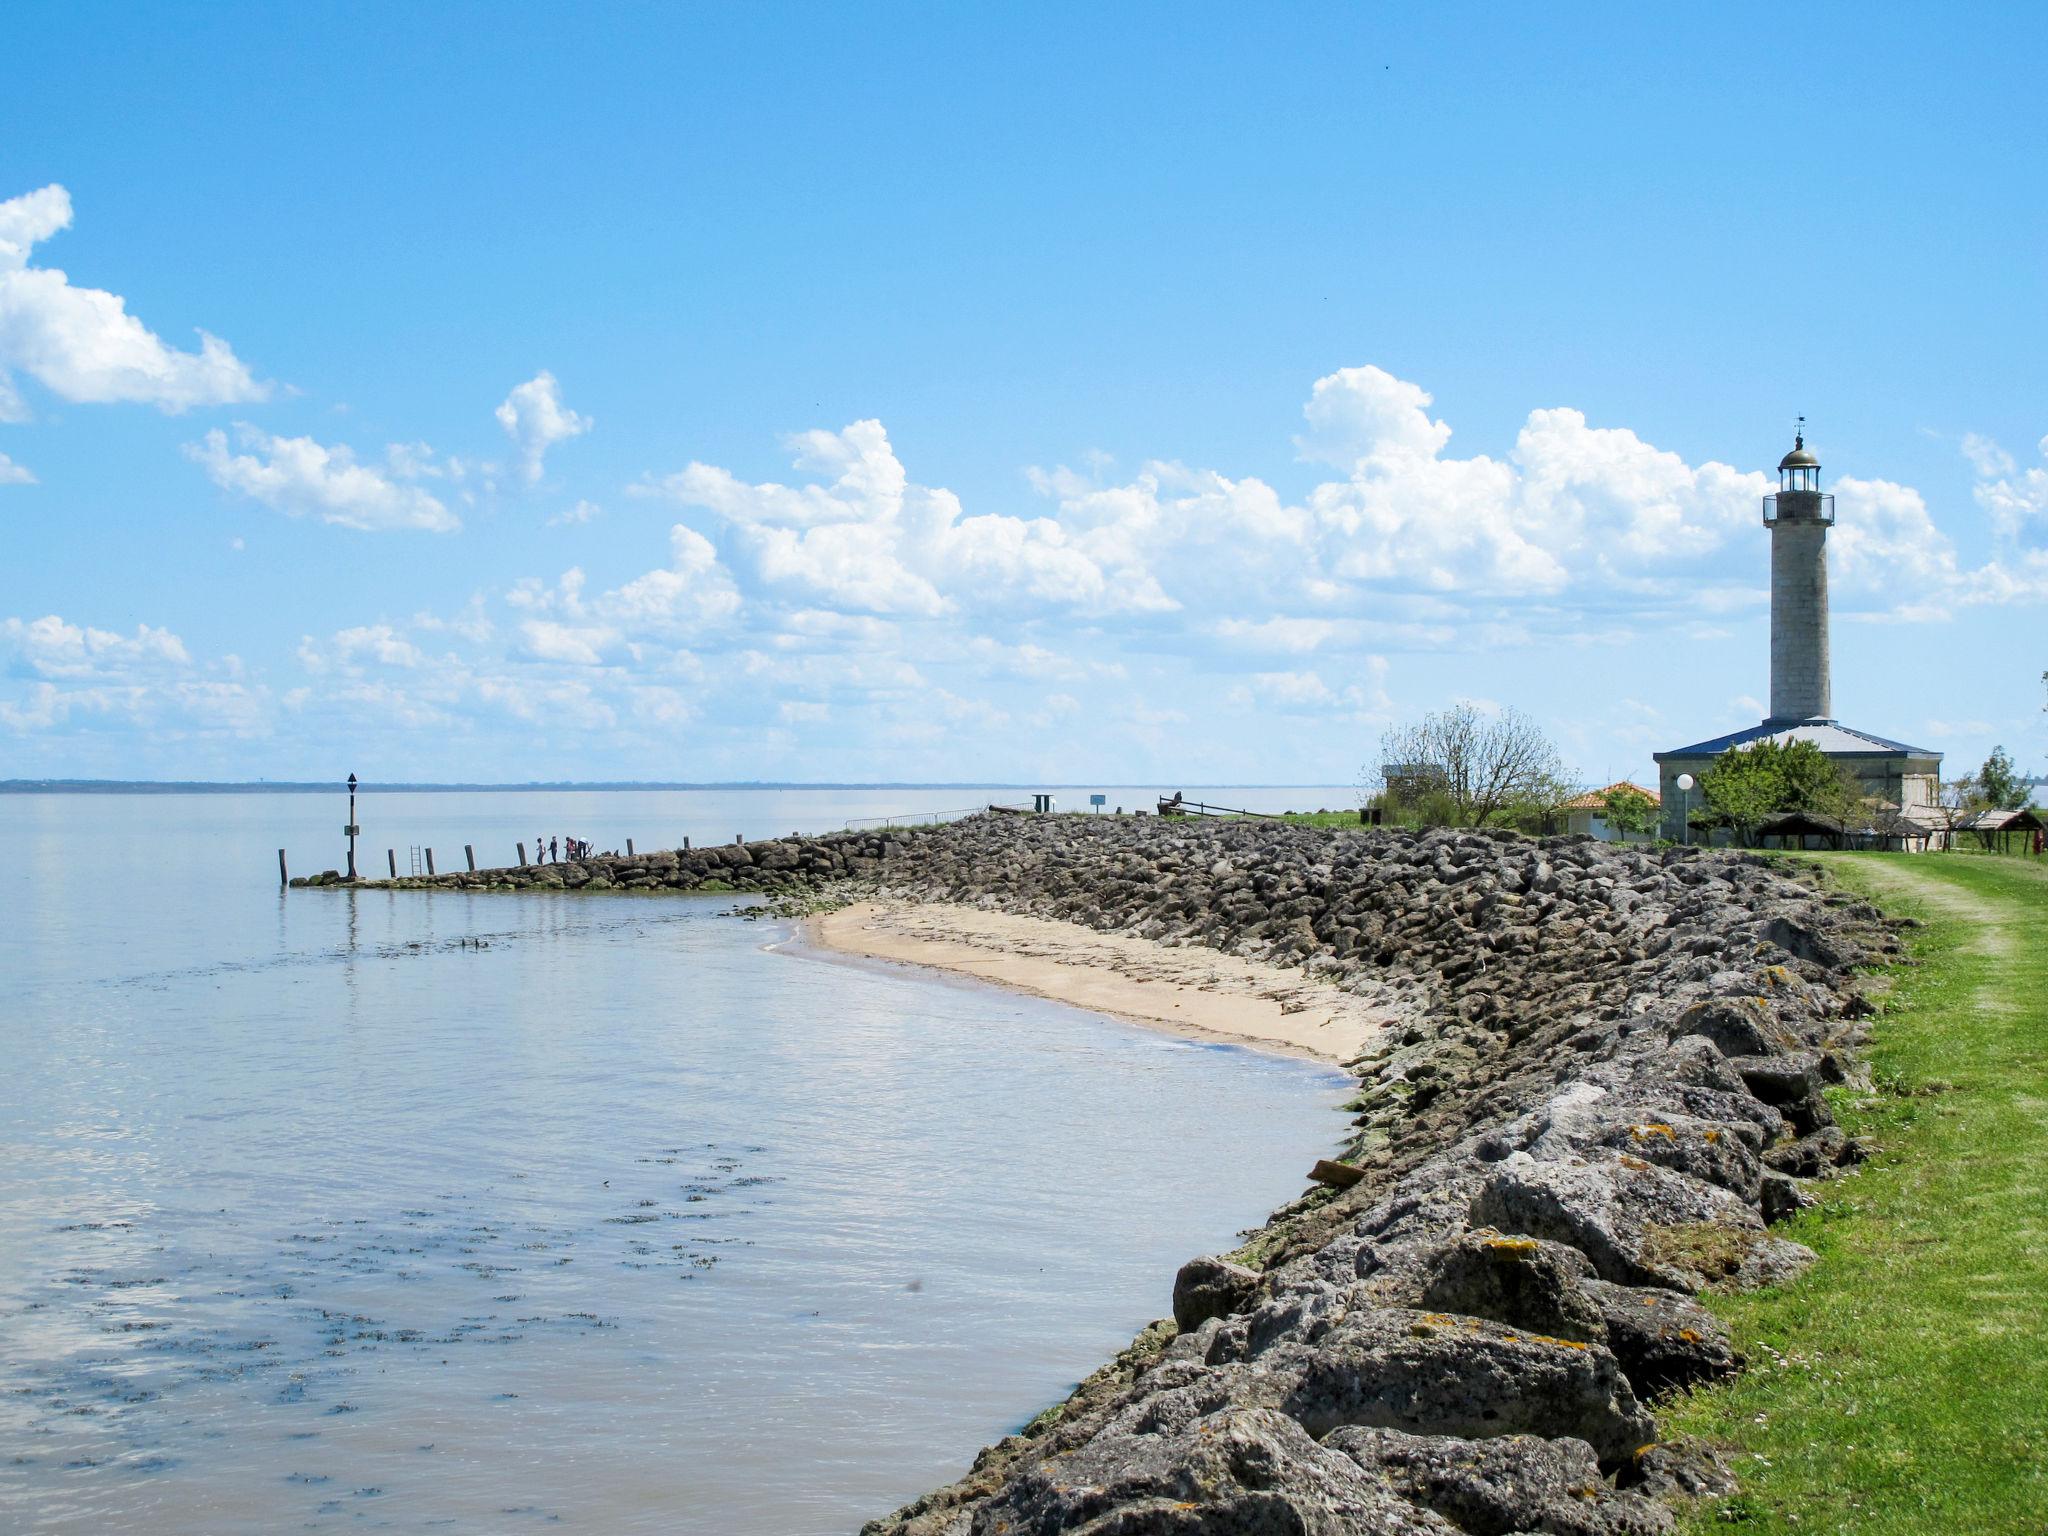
<box><xmin>465</xmin><ymin>844</ymin><xmax>476</xmax><ymax>872</ymax></box>
<box><xmin>518</xmin><ymin>841</ymin><xmax>528</xmax><ymax>865</ymax></box>
<box><xmin>426</xmin><ymin>848</ymin><xmax>436</xmax><ymax>876</ymax></box>
<box><xmin>682</xmin><ymin>836</ymin><xmax>690</xmax><ymax>850</ymax></box>
<box><xmin>626</xmin><ymin>838</ymin><xmax>635</xmax><ymax>856</ymax></box>
<box><xmin>388</xmin><ymin>849</ymin><xmax>397</xmax><ymax>878</ymax></box>
<box><xmin>278</xmin><ymin>849</ymin><xmax>288</xmax><ymax>887</ymax></box>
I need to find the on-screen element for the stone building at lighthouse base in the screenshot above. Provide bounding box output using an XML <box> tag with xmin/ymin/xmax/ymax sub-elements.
<box><xmin>1654</xmin><ymin>719</ymin><xmax>1942</xmax><ymax>840</ymax></box>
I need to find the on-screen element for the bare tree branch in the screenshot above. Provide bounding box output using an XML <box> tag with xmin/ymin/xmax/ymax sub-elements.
<box><xmin>1371</xmin><ymin>704</ymin><xmax>1564</xmax><ymax>827</ymax></box>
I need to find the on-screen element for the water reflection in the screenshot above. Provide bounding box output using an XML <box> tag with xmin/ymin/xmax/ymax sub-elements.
<box><xmin>0</xmin><ymin>792</ymin><xmax>1351</xmax><ymax>1534</ymax></box>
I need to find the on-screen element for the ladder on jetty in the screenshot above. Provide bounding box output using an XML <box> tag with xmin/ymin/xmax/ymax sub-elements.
<box><xmin>408</xmin><ymin>846</ymin><xmax>424</xmax><ymax>876</ymax></box>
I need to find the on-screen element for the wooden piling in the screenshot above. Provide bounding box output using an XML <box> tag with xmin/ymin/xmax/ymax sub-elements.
<box><xmin>626</xmin><ymin>838</ymin><xmax>635</xmax><ymax>856</ymax></box>
<box><xmin>388</xmin><ymin>848</ymin><xmax>397</xmax><ymax>878</ymax></box>
<box><xmin>517</xmin><ymin>841</ymin><xmax>528</xmax><ymax>866</ymax></box>
<box><xmin>278</xmin><ymin>848</ymin><xmax>288</xmax><ymax>887</ymax></box>
<box><xmin>735</xmin><ymin>833</ymin><xmax>744</xmax><ymax>845</ymax></box>
<box><xmin>683</xmin><ymin>836</ymin><xmax>690</xmax><ymax>850</ymax></box>
<box><xmin>426</xmin><ymin>848</ymin><xmax>436</xmax><ymax>876</ymax></box>
<box><xmin>465</xmin><ymin>844</ymin><xmax>476</xmax><ymax>872</ymax></box>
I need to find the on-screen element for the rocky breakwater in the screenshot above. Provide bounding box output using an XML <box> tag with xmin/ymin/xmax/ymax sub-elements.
<box><xmin>332</xmin><ymin>812</ymin><xmax>1896</xmax><ymax>1533</ymax></box>
<box><xmin>835</xmin><ymin>815</ymin><xmax>1894</xmax><ymax>1536</ymax></box>
<box><xmin>307</xmin><ymin>829</ymin><xmax>922</xmax><ymax>896</ymax></box>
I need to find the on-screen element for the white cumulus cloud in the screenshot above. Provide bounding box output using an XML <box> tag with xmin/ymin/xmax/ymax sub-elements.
<box><xmin>299</xmin><ymin>624</ymin><xmax>428</xmax><ymax>672</ymax></box>
<box><xmin>1967</xmin><ymin>431</ymin><xmax>2048</xmax><ymax>541</ymax></box>
<box><xmin>496</xmin><ymin>371</ymin><xmax>590</xmax><ymax>483</ymax></box>
<box><xmin>0</xmin><ymin>184</ymin><xmax>267</xmax><ymax>420</ymax></box>
<box><xmin>505</xmin><ymin>526</ymin><xmax>741</xmax><ymax>665</ymax></box>
<box><xmin>0</xmin><ymin>450</ymin><xmax>32</xmax><ymax>484</ymax></box>
<box><xmin>644</xmin><ymin>419</ymin><xmax>1174</xmax><ymax>617</ymax></box>
<box><xmin>1</xmin><ymin>613</ymin><xmax>190</xmax><ymax>678</ymax></box>
<box><xmin>187</xmin><ymin>424</ymin><xmax>459</xmax><ymax>533</ymax></box>
<box><xmin>0</xmin><ymin>611</ymin><xmax>266</xmax><ymax>740</ymax></box>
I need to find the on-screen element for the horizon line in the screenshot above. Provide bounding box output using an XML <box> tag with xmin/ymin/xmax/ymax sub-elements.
<box><xmin>0</xmin><ymin>778</ymin><xmax>1363</xmax><ymax>795</ymax></box>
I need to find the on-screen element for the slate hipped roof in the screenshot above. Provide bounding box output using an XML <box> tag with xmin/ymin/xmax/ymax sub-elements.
<box><xmin>1653</xmin><ymin>719</ymin><xmax>1939</xmax><ymax>761</ymax></box>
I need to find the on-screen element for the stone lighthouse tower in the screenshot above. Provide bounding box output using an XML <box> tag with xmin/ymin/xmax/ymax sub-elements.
<box><xmin>1764</xmin><ymin>424</ymin><xmax>1834</xmax><ymax>723</ymax></box>
<box><xmin>1653</xmin><ymin>423</ymin><xmax>1944</xmax><ymax>838</ymax></box>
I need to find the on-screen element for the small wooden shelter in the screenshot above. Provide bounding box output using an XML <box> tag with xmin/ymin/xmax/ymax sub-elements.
<box><xmin>1956</xmin><ymin>806</ymin><xmax>2046</xmax><ymax>854</ymax></box>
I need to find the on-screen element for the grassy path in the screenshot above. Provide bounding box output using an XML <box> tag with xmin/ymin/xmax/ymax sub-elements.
<box><xmin>1666</xmin><ymin>853</ymin><xmax>2048</xmax><ymax>1532</ymax></box>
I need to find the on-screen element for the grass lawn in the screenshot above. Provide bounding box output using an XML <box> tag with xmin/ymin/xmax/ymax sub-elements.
<box><xmin>1270</xmin><ymin>809</ymin><xmax>1370</xmax><ymax>828</ymax></box>
<box><xmin>1664</xmin><ymin>852</ymin><xmax>2048</xmax><ymax>1532</ymax></box>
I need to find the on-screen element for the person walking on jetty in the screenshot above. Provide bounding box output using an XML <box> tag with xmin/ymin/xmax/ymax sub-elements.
<box><xmin>549</xmin><ymin>836</ymin><xmax>559</xmax><ymax>862</ymax></box>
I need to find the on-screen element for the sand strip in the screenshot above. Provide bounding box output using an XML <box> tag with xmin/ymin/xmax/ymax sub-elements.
<box><xmin>797</xmin><ymin>900</ymin><xmax>1388</xmax><ymax>1064</ymax></box>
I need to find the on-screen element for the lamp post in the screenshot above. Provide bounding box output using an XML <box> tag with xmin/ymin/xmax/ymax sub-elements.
<box><xmin>1676</xmin><ymin>773</ymin><xmax>1695</xmax><ymax>847</ymax></box>
<box><xmin>345</xmin><ymin>772</ymin><xmax>360</xmax><ymax>881</ymax></box>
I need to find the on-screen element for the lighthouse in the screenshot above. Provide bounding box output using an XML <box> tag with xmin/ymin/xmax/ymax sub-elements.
<box><xmin>1764</xmin><ymin>424</ymin><xmax>1834</xmax><ymax>723</ymax></box>
<box><xmin>1651</xmin><ymin>422</ymin><xmax>1943</xmax><ymax>840</ymax></box>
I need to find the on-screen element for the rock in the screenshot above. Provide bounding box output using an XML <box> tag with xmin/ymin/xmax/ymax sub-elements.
<box><xmin>1172</xmin><ymin>1256</ymin><xmax>1261</xmax><ymax>1333</ymax></box>
<box><xmin>1727</xmin><ymin>1052</ymin><xmax>1833</xmax><ymax>1135</ymax></box>
<box><xmin>1582</xmin><ymin>1281</ymin><xmax>1740</xmax><ymax>1396</ymax></box>
<box><xmin>1629</xmin><ymin>1437</ymin><xmax>1739</xmax><ymax>1501</ymax></box>
<box><xmin>1248</xmin><ymin>1307</ymin><xmax>1655</xmax><ymax>1470</ymax></box>
<box><xmin>1468</xmin><ymin>1152</ymin><xmax>1764</xmax><ymax>1292</ymax></box>
<box><xmin>1328</xmin><ymin>1426</ymin><xmax>1674</xmax><ymax>1536</ymax></box>
<box><xmin>1756</xmin><ymin>914</ymin><xmax>1854</xmax><ymax>972</ymax></box>
<box><xmin>1588</xmin><ymin>1113</ymin><xmax>1764</xmax><ymax>1204</ymax></box>
<box><xmin>971</xmin><ymin>1405</ymin><xmax>1458</xmax><ymax>1535</ymax></box>
<box><xmin>1730</xmin><ymin>1234</ymin><xmax>1817</xmax><ymax>1290</ymax></box>
<box><xmin>1668</xmin><ymin>999</ymin><xmax>1779</xmax><ymax>1059</ymax></box>
<box><xmin>1761</xmin><ymin>1126</ymin><xmax>1856</xmax><ymax>1178</ymax></box>
<box><xmin>1416</xmin><ymin>1232</ymin><xmax>1608</xmax><ymax>1344</ymax></box>
<box><xmin>1761</xmin><ymin>1172</ymin><xmax>1819</xmax><ymax>1224</ymax></box>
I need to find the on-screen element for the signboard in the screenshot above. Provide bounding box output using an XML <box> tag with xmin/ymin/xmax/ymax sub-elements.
<box><xmin>343</xmin><ymin>824</ymin><xmax>361</xmax><ymax>836</ymax></box>
<box><xmin>1088</xmin><ymin>794</ymin><xmax>1106</xmax><ymax>807</ymax></box>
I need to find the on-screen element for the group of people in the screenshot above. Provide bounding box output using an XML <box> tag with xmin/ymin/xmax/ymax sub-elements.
<box><xmin>535</xmin><ymin>834</ymin><xmax>593</xmax><ymax>864</ymax></box>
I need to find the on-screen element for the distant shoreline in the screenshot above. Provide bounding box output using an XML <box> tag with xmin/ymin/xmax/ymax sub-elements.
<box><xmin>0</xmin><ymin>780</ymin><xmax>1351</xmax><ymax>796</ymax></box>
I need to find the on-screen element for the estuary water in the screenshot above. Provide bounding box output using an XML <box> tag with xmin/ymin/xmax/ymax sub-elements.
<box><xmin>0</xmin><ymin>789</ymin><xmax>1353</xmax><ymax>1534</ymax></box>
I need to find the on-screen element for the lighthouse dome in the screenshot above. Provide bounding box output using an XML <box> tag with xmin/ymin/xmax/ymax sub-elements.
<box><xmin>1779</xmin><ymin>443</ymin><xmax>1819</xmax><ymax>470</ymax></box>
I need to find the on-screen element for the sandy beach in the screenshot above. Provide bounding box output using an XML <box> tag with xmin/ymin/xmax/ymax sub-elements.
<box><xmin>801</xmin><ymin>900</ymin><xmax>1389</xmax><ymax>1064</ymax></box>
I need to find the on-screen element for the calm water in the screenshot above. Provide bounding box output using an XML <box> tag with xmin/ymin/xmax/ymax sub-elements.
<box><xmin>0</xmin><ymin>790</ymin><xmax>1352</xmax><ymax>1534</ymax></box>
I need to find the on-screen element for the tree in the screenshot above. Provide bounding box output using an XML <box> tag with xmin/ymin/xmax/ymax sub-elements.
<box><xmin>1599</xmin><ymin>784</ymin><xmax>1660</xmax><ymax>839</ymax></box>
<box><xmin>1697</xmin><ymin>742</ymin><xmax>1787</xmax><ymax>845</ymax></box>
<box><xmin>1978</xmin><ymin>745</ymin><xmax>2031</xmax><ymax>811</ymax></box>
<box><xmin>1932</xmin><ymin>774</ymin><xmax>1984</xmax><ymax>849</ymax></box>
<box><xmin>1497</xmin><ymin>770</ymin><xmax>1577</xmax><ymax>836</ymax></box>
<box><xmin>1696</xmin><ymin>738</ymin><xmax>1865</xmax><ymax>846</ymax></box>
<box><xmin>1778</xmin><ymin>739</ymin><xmax>1866</xmax><ymax>821</ymax></box>
<box><xmin>1370</xmin><ymin>705</ymin><xmax>1565</xmax><ymax>829</ymax></box>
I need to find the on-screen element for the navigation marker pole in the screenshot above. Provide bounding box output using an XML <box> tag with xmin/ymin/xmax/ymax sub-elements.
<box><xmin>345</xmin><ymin>771</ymin><xmax>360</xmax><ymax>882</ymax></box>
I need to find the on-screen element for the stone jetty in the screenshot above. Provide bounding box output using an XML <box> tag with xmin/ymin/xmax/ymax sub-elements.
<box><xmin>319</xmin><ymin>813</ymin><xmax>1894</xmax><ymax>1533</ymax></box>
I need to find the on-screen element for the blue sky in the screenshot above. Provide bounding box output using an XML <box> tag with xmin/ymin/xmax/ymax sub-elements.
<box><xmin>3</xmin><ymin>1</ymin><xmax>2043</xmax><ymax>786</ymax></box>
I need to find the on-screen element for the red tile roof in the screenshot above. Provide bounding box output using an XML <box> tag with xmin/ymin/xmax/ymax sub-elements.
<box><xmin>1562</xmin><ymin>781</ymin><xmax>1660</xmax><ymax>812</ymax></box>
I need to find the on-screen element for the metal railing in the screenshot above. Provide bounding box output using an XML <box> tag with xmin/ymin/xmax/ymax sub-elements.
<box><xmin>1762</xmin><ymin>492</ymin><xmax>1835</xmax><ymax>526</ymax></box>
<box><xmin>844</xmin><ymin>806</ymin><xmax>986</xmax><ymax>832</ymax></box>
